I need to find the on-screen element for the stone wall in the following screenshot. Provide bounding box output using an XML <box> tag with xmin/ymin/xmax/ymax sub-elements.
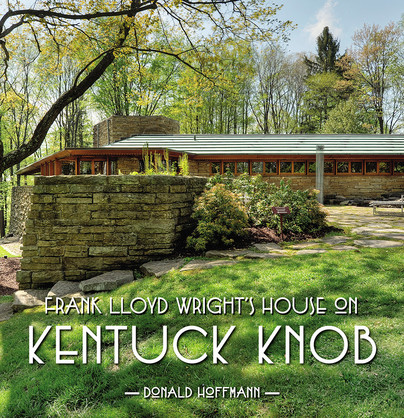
<box><xmin>93</xmin><ymin>116</ymin><xmax>180</xmax><ymax>147</ymax></box>
<box><xmin>262</xmin><ymin>176</ymin><xmax>404</xmax><ymax>199</ymax></box>
<box><xmin>117</xmin><ymin>157</ymin><xmax>141</xmax><ymax>175</ymax></box>
<box><xmin>9</xmin><ymin>186</ymin><xmax>34</xmax><ymax>238</ymax></box>
<box><xmin>189</xmin><ymin>161</ymin><xmax>210</xmax><ymax>177</ymax></box>
<box><xmin>187</xmin><ymin>163</ymin><xmax>404</xmax><ymax>199</ymax></box>
<box><xmin>17</xmin><ymin>175</ymin><xmax>207</xmax><ymax>289</ymax></box>
<box><xmin>323</xmin><ymin>176</ymin><xmax>404</xmax><ymax>199</ymax></box>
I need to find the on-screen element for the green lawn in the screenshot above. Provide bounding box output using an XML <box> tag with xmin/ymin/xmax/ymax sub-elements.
<box><xmin>0</xmin><ymin>247</ymin><xmax>17</xmax><ymax>258</ymax></box>
<box><xmin>0</xmin><ymin>248</ymin><xmax>403</xmax><ymax>417</ymax></box>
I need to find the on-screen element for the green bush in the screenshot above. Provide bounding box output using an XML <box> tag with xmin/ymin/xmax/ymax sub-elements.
<box><xmin>265</xmin><ymin>180</ymin><xmax>327</xmax><ymax>234</ymax></box>
<box><xmin>206</xmin><ymin>173</ymin><xmax>270</xmax><ymax>225</ymax></box>
<box><xmin>186</xmin><ymin>183</ymin><xmax>249</xmax><ymax>252</ymax></box>
<box><xmin>205</xmin><ymin>175</ymin><xmax>328</xmax><ymax>234</ymax></box>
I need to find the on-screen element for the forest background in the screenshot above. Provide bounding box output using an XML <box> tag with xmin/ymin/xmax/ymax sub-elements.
<box><xmin>0</xmin><ymin>1</ymin><xmax>403</xmax><ymax>231</ymax></box>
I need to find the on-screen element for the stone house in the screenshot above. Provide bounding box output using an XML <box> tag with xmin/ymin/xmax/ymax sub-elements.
<box><xmin>17</xmin><ymin>115</ymin><xmax>404</xmax><ymax>200</ymax></box>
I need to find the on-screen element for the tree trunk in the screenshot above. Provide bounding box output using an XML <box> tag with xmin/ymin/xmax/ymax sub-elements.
<box><xmin>0</xmin><ymin>20</ymin><xmax>132</xmax><ymax>175</ymax></box>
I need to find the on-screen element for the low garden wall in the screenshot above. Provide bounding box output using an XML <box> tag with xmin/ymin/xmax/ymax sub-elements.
<box><xmin>17</xmin><ymin>175</ymin><xmax>207</xmax><ymax>289</ymax></box>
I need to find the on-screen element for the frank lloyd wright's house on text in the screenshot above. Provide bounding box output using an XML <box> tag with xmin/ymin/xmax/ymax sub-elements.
<box><xmin>18</xmin><ymin>116</ymin><xmax>404</xmax><ymax>200</ymax></box>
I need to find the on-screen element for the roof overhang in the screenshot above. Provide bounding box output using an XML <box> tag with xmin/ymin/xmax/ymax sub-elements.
<box><xmin>16</xmin><ymin>148</ymin><xmax>150</xmax><ymax>175</ymax></box>
<box><xmin>17</xmin><ymin>134</ymin><xmax>404</xmax><ymax>175</ymax></box>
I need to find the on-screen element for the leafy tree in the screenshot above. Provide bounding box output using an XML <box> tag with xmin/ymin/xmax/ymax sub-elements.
<box><xmin>91</xmin><ymin>47</ymin><xmax>180</xmax><ymax>117</ymax></box>
<box><xmin>0</xmin><ymin>38</ymin><xmax>44</xmax><ymax>183</ymax></box>
<box><xmin>0</xmin><ymin>0</ymin><xmax>290</xmax><ymax>175</ymax></box>
<box><xmin>251</xmin><ymin>46</ymin><xmax>306</xmax><ymax>133</ymax></box>
<box><xmin>301</xmin><ymin>72</ymin><xmax>342</xmax><ymax>131</ymax></box>
<box><xmin>351</xmin><ymin>23</ymin><xmax>403</xmax><ymax>133</ymax></box>
<box><xmin>321</xmin><ymin>97</ymin><xmax>375</xmax><ymax>134</ymax></box>
<box><xmin>167</xmin><ymin>39</ymin><xmax>255</xmax><ymax>134</ymax></box>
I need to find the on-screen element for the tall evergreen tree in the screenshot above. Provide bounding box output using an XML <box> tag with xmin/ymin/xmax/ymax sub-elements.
<box><xmin>304</xmin><ymin>26</ymin><xmax>341</xmax><ymax>74</ymax></box>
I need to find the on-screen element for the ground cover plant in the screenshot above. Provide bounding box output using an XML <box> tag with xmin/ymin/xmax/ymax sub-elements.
<box><xmin>0</xmin><ymin>247</ymin><xmax>402</xmax><ymax>417</ymax></box>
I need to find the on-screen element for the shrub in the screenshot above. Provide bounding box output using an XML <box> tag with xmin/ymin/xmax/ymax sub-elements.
<box><xmin>205</xmin><ymin>175</ymin><xmax>328</xmax><ymax>234</ymax></box>
<box><xmin>265</xmin><ymin>180</ymin><xmax>328</xmax><ymax>234</ymax></box>
<box><xmin>186</xmin><ymin>183</ymin><xmax>249</xmax><ymax>252</ymax></box>
<box><xmin>206</xmin><ymin>173</ymin><xmax>270</xmax><ymax>225</ymax></box>
<box><xmin>232</xmin><ymin>174</ymin><xmax>272</xmax><ymax>225</ymax></box>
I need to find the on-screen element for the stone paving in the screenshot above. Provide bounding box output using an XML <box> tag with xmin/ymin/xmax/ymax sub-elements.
<box><xmin>11</xmin><ymin>270</ymin><xmax>134</xmax><ymax>313</ymax></box>
<box><xmin>173</xmin><ymin>206</ymin><xmax>403</xmax><ymax>273</ymax></box>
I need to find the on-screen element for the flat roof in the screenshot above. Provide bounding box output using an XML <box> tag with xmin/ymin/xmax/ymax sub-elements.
<box><xmin>103</xmin><ymin>134</ymin><xmax>404</xmax><ymax>155</ymax></box>
<box><xmin>16</xmin><ymin>134</ymin><xmax>404</xmax><ymax>175</ymax></box>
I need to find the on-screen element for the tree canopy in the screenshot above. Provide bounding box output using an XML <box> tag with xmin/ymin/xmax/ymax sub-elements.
<box><xmin>0</xmin><ymin>0</ymin><xmax>290</xmax><ymax>175</ymax></box>
<box><xmin>0</xmin><ymin>6</ymin><xmax>403</xmax><ymax>184</ymax></box>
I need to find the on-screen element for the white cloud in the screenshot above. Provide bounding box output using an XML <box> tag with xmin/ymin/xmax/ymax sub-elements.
<box><xmin>305</xmin><ymin>0</ymin><xmax>342</xmax><ymax>41</ymax></box>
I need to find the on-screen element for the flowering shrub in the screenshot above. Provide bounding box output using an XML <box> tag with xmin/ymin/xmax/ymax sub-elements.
<box><xmin>186</xmin><ymin>183</ymin><xmax>249</xmax><ymax>251</ymax></box>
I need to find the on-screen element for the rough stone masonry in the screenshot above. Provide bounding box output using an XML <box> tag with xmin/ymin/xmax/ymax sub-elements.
<box><xmin>17</xmin><ymin>175</ymin><xmax>207</xmax><ymax>289</ymax></box>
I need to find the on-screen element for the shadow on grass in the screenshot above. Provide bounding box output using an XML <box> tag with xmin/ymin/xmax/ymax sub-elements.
<box><xmin>0</xmin><ymin>247</ymin><xmax>403</xmax><ymax>416</ymax></box>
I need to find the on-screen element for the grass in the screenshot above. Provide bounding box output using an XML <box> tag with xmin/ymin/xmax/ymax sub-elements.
<box><xmin>0</xmin><ymin>295</ymin><xmax>13</xmax><ymax>304</ymax></box>
<box><xmin>0</xmin><ymin>248</ymin><xmax>403</xmax><ymax>417</ymax></box>
<box><xmin>0</xmin><ymin>247</ymin><xmax>18</xmax><ymax>258</ymax></box>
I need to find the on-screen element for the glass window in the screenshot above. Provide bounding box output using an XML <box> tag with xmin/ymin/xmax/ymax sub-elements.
<box><xmin>351</xmin><ymin>162</ymin><xmax>363</xmax><ymax>174</ymax></box>
<box><xmin>379</xmin><ymin>162</ymin><xmax>390</xmax><ymax>173</ymax></box>
<box><xmin>79</xmin><ymin>161</ymin><xmax>92</xmax><ymax>175</ymax></box>
<box><xmin>337</xmin><ymin>162</ymin><xmax>349</xmax><ymax>173</ymax></box>
<box><xmin>223</xmin><ymin>162</ymin><xmax>235</xmax><ymax>174</ymax></box>
<box><xmin>280</xmin><ymin>162</ymin><xmax>292</xmax><ymax>173</ymax></box>
<box><xmin>252</xmin><ymin>162</ymin><xmax>263</xmax><ymax>174</ymax></box>
<box><xmin>394</xmin><ymin>161</ymin><xmax>404</xmax><ymax>173</ymax></box>
<box><xmin>265</xmin><ymin>161</ymin><xmax>277</xmax><ymax>174</ymax></box>
<box><xmin>237</xmin><ymin>162</ymin><xmax>249</xmax><ymax>174</ymax></box>
<box><xmin>211</xmin><ymin>162</ymin><xmax>221</xmax><ymax>174</ymax></box>
<box><xmin>365</xmin><ymin>162</ymin><xmax>377</xmax><ymax>174</ymax></box>
<box><xmin>309</xmin><ymin>161</ymin><xmax>334</xmax><ymax>174</ymax></box>
<box><xmin>324</xmin><ymin>161</ymin><xmax>334</xmax><ymax>173</ymax></box>
<box><xmin>110</xmin><ymin>160</ymin><xmax>118</xmax><ymax>175</ymax></box>
<box><xmin>61</xmin><ymin>162</ymin><xmax>75</xmax><ymax>175</ymax></box>
<box><xmin>94</xmin><ymin>161</ymin><xmax>106</xmax><ymax>175</ymax></box>
<box><xmin>294</xmin><ymin>162</ymin><xmax>306</xmax><ymax>174</ymax></box>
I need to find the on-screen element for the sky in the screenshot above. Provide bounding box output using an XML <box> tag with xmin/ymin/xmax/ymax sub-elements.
<box><xmin>276</xmin><ymin>0</ymin><xmax>403</xmax><ymax>55</ymax></box>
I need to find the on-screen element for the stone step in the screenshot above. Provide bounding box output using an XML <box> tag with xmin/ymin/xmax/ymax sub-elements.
<box><xmin>180</xmin><ymin>259</ymin><xmax>237</xmax><ymax>272</ymax></box>
<box><xmin>79</xmin><ymin>270</ymin><xmax>134</xmax><ymax>293</ymax></box>
<box><xmin>320</xmin><ymin>236</ymin><xmax>350</xmax><ymax>245</ymax></box>
<box><xmin>205</xmin><ymin>249</ymin><xmax>247</xmax><ymax>259</ymax></box>
<box><xmin>353</xmin><ymin>240</ymin><xmax>403</xmax><ymax>248</ymax></box>
<box><xmin>242</xmin><ymin>251</ymin><xmax>285</xmax><ymax>259</ymax></box>
<box><xmin>47</xmin><ymin>281</ymin><xmax>85</xmax><ymax>304</ymax></box>
<box><xmin>330</xmin><ymin>246</ymin><xmax>359</xmax><ymax>251</ymax></box>
<box><xmin>140</xmin><ymin>259</ymin><xmax>186</xmax><ymax>278</ymax></box>
<box><xmin>12</xmin><ymin>289</ymin><xmax>49</xmax><ymax>312</ymax></box>
<box><xmin>295</xmin><ymin>249</ymin><xmax>327</xmax><ymax>255</ymax></box>
<box><xmin>253</xmin><ymin>243</ymin><xmax>283</xmax><ymax>252</ymax></box>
